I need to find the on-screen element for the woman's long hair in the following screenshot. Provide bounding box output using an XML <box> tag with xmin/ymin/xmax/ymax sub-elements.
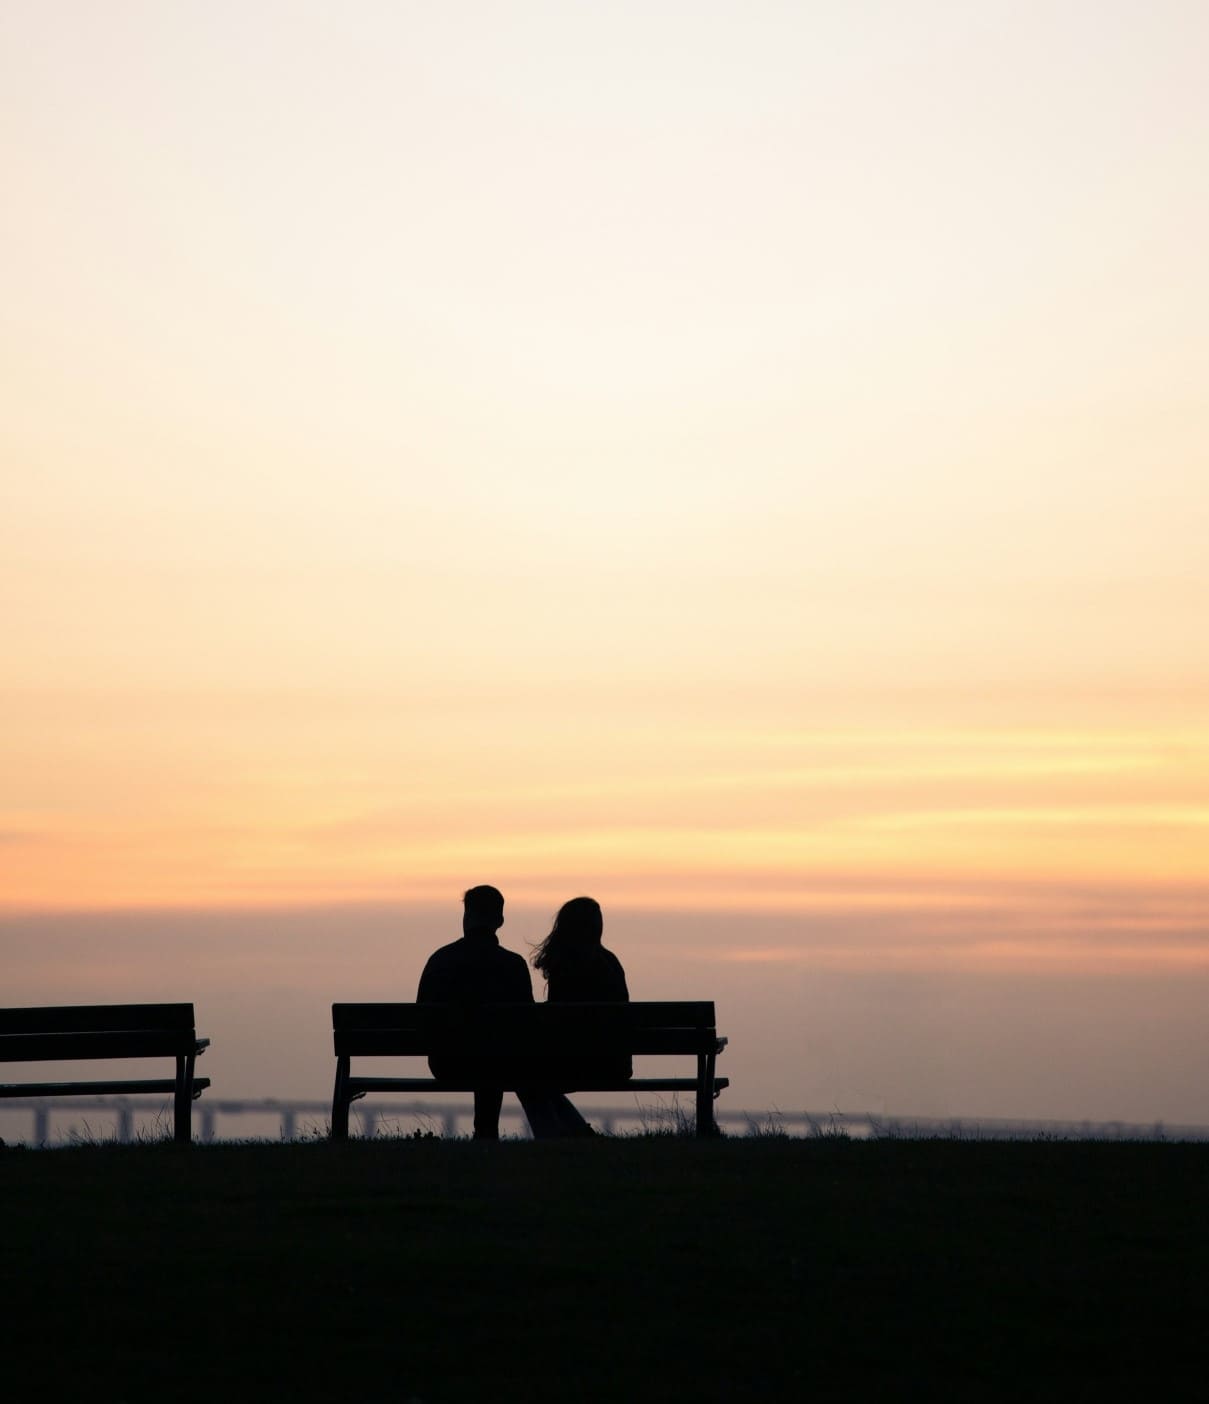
<box><xmin>532</xmin><ymin>896</ymin><xmax>603</xmax><ymax>979</ymax></box>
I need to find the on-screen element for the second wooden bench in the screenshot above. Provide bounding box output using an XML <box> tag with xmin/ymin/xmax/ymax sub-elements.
<box><xmin>0</xmin><ymin>1002</ymin><xmax>210</xmax><ymax>1144</ymax></box>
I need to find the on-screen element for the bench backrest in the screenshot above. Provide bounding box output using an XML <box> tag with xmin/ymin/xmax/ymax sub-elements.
<box><xmin>0</xmin><ymin>1004</ymin><xmax>201</xmax><ymax>1063</ymax></box>
<box><xmin>333</xmin><ymin>1001</ymin><xmax>719</xmax><ymax>1058</ymax></box>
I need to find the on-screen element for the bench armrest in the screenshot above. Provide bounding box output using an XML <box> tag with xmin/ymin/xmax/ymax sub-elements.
<box><xmin>715</xmin><ymin>1036</ymin><xmax>728</xmax><ymax>1053</ymax></box>
<box><xmin>194</xmin><ymin>1038</ymin><xmax>211</xmax><ymax>1055</ymax></box>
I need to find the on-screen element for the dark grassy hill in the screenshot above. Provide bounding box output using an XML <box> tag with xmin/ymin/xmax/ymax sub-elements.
<box><xmin>1</xmin><ymin>1136</ymin><xmax>1205</xmax><ymax>1401</ymax></box>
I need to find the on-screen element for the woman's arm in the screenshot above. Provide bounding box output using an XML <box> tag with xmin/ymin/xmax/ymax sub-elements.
<box><xmin>606</xmin><ymin>949</ymin><xmax>630</xmax><ymax>1001</ymax></box>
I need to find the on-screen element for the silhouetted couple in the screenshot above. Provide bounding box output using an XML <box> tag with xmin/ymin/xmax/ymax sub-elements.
<box><xmin>417</xmin><ymin>885</ymin><xmax>630</xmax><ymax>1139</ymax></box>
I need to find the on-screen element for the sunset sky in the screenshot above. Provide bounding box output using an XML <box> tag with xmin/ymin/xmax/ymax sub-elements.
<box><xmin>3</xmin><ymin>2</ymin><xmax>1208</xmax><ymax>1122</ymax></box>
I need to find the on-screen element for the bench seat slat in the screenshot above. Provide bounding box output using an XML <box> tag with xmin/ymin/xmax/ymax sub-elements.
<box><xmin>0</xmin><ymin>1078</ymin><xmax>212</xmax><ymax>1099</ymax></box>
<box><xmin>333</xmin><ymin>1002</ymin><xmax>719</xmax><ymax>1059</ymax></box>
<box><xmin>346</xmin><ymin>1076</ymin><xmax>729</xmax><ymax>1094</ymax></box>
<box><xmin>335</xmin><ymin>1030</ymin><xmax>718</xmax><ymax>1058</ymax></box>
<box><xmin>333</xmin><ymin>1001</ymin><xmax>717</xmax><ymax>1032</ymax></box>
<box><xmin>0</xmin><ymin>1004</ymin><xmax>198</xmax><ymax>1035</ymax></box>
<box><xmin>0</xmin><ymin>1031</ymin><xmax>201</xmax><ymax>1062</ymax></box>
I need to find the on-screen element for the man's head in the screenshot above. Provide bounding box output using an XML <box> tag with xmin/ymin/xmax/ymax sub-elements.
<box><xmin>463</xmin><ymin>884</ymin><xmax>505</xmax><ymax>936</ymax></box>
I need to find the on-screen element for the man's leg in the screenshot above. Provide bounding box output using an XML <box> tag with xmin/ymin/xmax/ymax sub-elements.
<box><xmin>473</xmin><ymin>1087</ymin><xmax>504</xmax><ymax>1140</ymax></box>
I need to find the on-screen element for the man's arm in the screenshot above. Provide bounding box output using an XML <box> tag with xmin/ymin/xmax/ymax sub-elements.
<box><xmin>605</xmin><ymin>950</ymin><xmax>630</xmax><ymax>1001</ymax></box>
<box><xmin>510</xmin><ymin>952</ymin><xmax>535</xmax><ymax>1003</ymax></box>
<box><xmin>417</xmin><ymin>953</ymin><xmax>446</xmax><ymax>1003</ymax></box>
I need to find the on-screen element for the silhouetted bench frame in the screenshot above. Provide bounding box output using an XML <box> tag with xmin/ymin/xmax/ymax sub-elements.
<box><xmin>331</xmin><ymin>1001</ymin><xmax>728</xmax><ymax>1140</ymax></box>
<box><xmin>0</xmin><ymin>1003</ymin><xmax>211</xmax><ymax>1145</ymax></box>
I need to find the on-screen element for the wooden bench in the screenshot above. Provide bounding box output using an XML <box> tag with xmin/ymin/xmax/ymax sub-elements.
<box><xmin>331</xmin><ymin>1001</ymin><xmax>728</xmax><ymax>1140</ymax></box>
<box><xmin>0</xmin><ymin>1003</ymin><xmax>211</xmax><ymax>1145</ymax></box>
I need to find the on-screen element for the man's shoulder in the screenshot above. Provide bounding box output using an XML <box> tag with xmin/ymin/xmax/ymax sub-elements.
<box><xmin>486</xmin><ymin>942</ymin><xmax>532</xmax><ymax>989</ymax></box>
<box><xmin>419</xmin><ymin>933</ymin><xmax>532</xmax><ymax>1003</ymax></box>
<box><xmin>422</xmin><ymin>939</ymin><xmax>465</xmax><ymax>969</ymax></box>
<box><xmin>423</xmin><ymin>936</ymin><xmax>527</xmax><ymax>972</ymax></box>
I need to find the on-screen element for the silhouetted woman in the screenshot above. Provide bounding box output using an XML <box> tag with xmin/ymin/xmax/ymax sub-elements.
<box><xmin>533</xmin><ymin>896</ymin><xmax>632</xmax><ymax>1090</ymax></box>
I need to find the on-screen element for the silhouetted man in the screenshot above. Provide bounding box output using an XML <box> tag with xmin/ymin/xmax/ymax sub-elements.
<box><xmin>417</xmin><ymin>885</ymin><xmax>534</xmax><ymax>1139</ymax></box>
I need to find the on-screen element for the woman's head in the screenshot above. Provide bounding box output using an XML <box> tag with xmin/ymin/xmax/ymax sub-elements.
<box><xmin>552</xmin><ymin>896</ymin><xmax>603</xmax><ymax>942</ymax></box>
<box><xmin>532</xmin><ymin>896</ymin><xmax>603</xmax><ymax>975</ymax></box>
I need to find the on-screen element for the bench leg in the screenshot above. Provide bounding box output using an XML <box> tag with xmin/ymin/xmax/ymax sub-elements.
<box><xmin>696</xmin><ymin>1051</ymin><xmax>718</xmax><ymax>1138</ymax></box>
<box><xmin>174</xmin><ymin>1054</ymin><xmax>195</xmax><ymax>1145</ymax></box>
<box><xmin>332</xmin><ymin>1055</ymin><xmax>351</xmax><ymax>1142</ymax></box>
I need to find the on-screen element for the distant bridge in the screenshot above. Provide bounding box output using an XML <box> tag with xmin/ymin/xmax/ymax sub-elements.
<box><xmin>3</xmin><ymin>1096</ymin><xmax>1208</xmax><ymax>1145</ymax></box>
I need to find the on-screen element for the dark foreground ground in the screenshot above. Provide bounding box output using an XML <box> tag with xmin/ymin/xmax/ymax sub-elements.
<box><xmin>2</xmin><ymin>1135</ymin><xmax>1207</xmax><ymax>1401</ymax></box>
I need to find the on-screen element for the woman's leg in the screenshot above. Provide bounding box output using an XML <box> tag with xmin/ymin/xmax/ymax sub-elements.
<box><xmin>516</xmin><ymin>1089</ymin><xmax>562</xmax><ymax>1138</ymax></box>
<box><xmin>516</xmin><ymin>1089</ymin><xmax>594</xmax><ymax>1138</ymax></box>
<box><xmin>550</xmin><ymin>1093</ymin><xmax>593</xmax><ymax>1136</ymax></box>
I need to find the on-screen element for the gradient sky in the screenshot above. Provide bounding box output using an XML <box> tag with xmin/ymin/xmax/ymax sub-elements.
<box><xmin>3</xmin><ymin>2</ymin><xmax>1208</xmax><ymax>1121</ymax></box>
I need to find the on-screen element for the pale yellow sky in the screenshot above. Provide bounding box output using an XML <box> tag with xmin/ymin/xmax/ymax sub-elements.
<box><xmin>3</xmin><ymin>2</ymin><xmax>1208</xmax><ymax>958</ymax></box>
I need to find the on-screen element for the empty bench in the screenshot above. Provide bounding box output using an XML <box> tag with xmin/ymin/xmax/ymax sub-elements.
<box><xmin>0</xmin><ymin>1003</ymin><xmax>211</xmax><ymax>1145</ymax></box>
<box><xmin>332</xmin><ymin>1001</ymin><xmax>728</xmax><ymax>1140</ymax></box>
